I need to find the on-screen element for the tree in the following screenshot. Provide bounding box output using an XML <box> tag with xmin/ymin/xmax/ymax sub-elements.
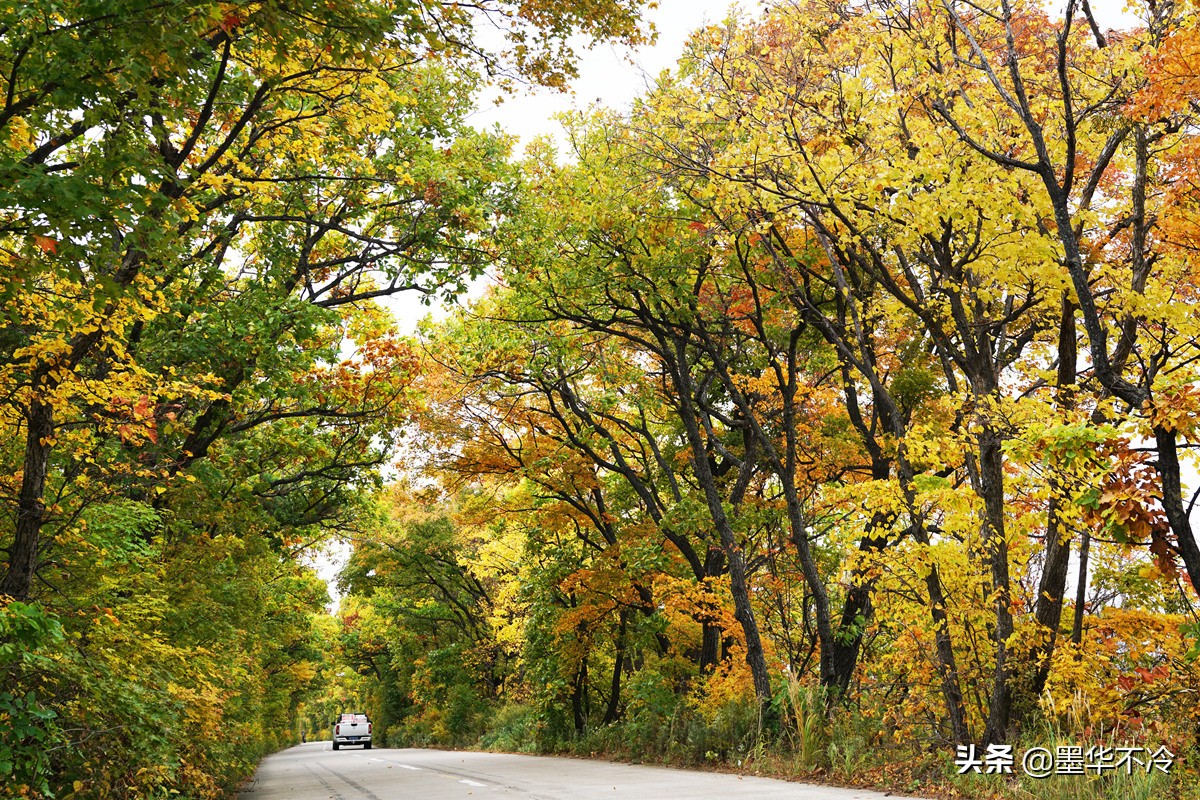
<box><xmin>420</xmin><ymin>297</ymin><xmax>757</xmax><ymax>674</ymax></box>
<box><xmin>1</xmin><ymin>0</ymin><xmax>659</xmax><ymax>599</ymax></box>
<box><xmin>0</xmin><ymin>0</ymin><xmax>661</xmax><ymax>793</ymax></box>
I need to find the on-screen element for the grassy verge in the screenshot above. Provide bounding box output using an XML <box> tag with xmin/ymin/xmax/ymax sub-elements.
<box><xmin>447</xmin><ymin>685</ymin><xmax>1199</xmax><ymax>800</ymax></box>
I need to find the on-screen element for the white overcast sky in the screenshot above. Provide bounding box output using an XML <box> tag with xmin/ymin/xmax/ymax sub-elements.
<box><xmin>469</xmin><ymin>0</ymin><xmax>748</xmax><ymax>152</ymax></box>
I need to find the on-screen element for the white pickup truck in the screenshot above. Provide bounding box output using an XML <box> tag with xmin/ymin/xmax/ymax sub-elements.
<box><xmin>331</xmin><ymin>712</ymin><xmax>372</xmax><ymax>750</ymax></box>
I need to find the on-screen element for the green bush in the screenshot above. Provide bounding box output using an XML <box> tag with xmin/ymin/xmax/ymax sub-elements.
<box><xmin>0</xmin><ymin>601</ymin><xmax>64</xmax><ymax>797</ymax></box>
<box><xmin>480</xmin><ymin>704</ymin><xmax>541</xmax><ymax>753</ymax></box>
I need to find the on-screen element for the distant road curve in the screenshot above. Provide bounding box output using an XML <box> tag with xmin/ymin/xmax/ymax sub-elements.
<box><xmin>240</xmin><ymin>743</ymin><xmax>926</xmax><ymax>800</ymax></box>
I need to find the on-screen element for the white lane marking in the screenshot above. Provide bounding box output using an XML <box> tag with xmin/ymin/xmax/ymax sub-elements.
<box><xmin>369</xmin><ymin>758</ymin><xmax>385</xmax><ymax>762</ymax></box>
<box><xmin>398</xmin><ymin>765</ymin><xmax>421</xmax><ymax>770</ymax></box>
<box><xmin>460</xmin><ymin>779</ymin><xmax>487</xmax><ymax>787</ymax></box>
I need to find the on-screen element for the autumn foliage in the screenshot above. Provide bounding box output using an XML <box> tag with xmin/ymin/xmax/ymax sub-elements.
<box><xmin>330</xmin><ymin>1</ymin><xmax>1200</xmax><ymax>797</ymax></box>
<box><xmin>0</xmin><ymin>0</ymin><xmax>652</xmax><ymax>797</ymax></box>
<box><xmin>5</xmin><ymin>0</ymin><xmax>1200</xmax><ymax>798</ymax></box>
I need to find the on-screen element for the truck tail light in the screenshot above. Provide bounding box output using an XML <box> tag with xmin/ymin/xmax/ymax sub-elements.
<box><xmin>368</xmin><ymin>723</ymin><xmax>372</xmax><ymax>733</ymax></box>
<box><xmin>335</xmin><ymin>724</ymin><xmax>341</xmax><ymax>735</ymax></box>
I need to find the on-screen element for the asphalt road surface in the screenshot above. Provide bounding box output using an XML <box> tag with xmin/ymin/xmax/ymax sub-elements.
<box><xmin>240</xmin><ymin>743</ymin><xmax>924</xmax><ymax>800</ymax></box>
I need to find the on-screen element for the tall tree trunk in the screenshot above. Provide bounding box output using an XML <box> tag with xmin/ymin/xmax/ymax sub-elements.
<box><xmin>1030</xmin><ymin>500</ymin><xmax>1070</xmax><ymax>682</ymax></box>
<box><xmin>699</xmin><ymin>547</ymin><xmax>725</xmax><ymax>671</ymax></box>
<box><xmin>700</xmin><ymin>621</ymin><xmax>721</xmax><ymax>672</ymax></box>
<box><xmin>693</xmin><ymin>322</ymin><xmax>838</xmax><ymax>693</ymax></box>
<box><xmin>1071</xmin><ymin>530</ymin><xmax>1091</xmax><ymax>646</ymax></box>
<box><xmin>902</xmin><ymin>472</ymin><xmax>971</xmax><ymax>746</ymax></box>
<box><xmin>925</xmin><ymin>564</ymin><xmax>972</xmax><ymax>745</ymax></box>
<box><xmin>979</xmin><ymin>427</ymin><xmax>1015</xmax><ymax>746</ymax></box>
<box><xmin>1</xmin><ymin>400</ymin><xmax>54</xmax><ymax>600</ymax></box>
<box><xmin>894</xmin><ymin>426</ymin><xmax>971</xmax><ymax>744</ymax></box>
<box><xmin>1154</xmin><ymin>427</ymin><xmax>1200</xmax><ymax>598</ymax></box>
<box><xmin>829</xmin><ymin>585</ymin><xmax>869</xmax><ymax>694</ymax></box>
<box><xmin>829</xmin><ymin>510</ymin><xmax>891</xmax><ymax>693</ymax></box>
<box><xmin>896</xmin><ymin>450</ymin><xmax>972</xmax><ymax>743</ymax></box>
<box><xmin>604</xmin><ymin>612</ymin><xmax>627</xmax><ymax>724</ymax></box>
<box><xmin>671</xmin><ymin>341</ymin><xmax>773</xmax><ymax>705</ymax></box>
<box><xmin>1019</xmin><ymin>297</ymin><xmax>1078</xmax><ymax>713</ymax></box>
<box><xmin>572</xmin><ymin>657</ymin><xmax>589</xmax><ymax>735</ymax></box>
<box><xmin>779</xmin><ymin>485</ymin><xmax>835</xmax><ymax>689</ymax></box>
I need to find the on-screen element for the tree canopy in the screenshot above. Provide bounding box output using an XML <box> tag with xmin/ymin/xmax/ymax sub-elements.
<box><xmin>5</xmin><ymin>1</ymin><xmax>1200</xmax><ymax>798</ymax></box>
<box><xmin>334</xmin><ymin>1</ymin><xmax>1200</xmax><ymax>795</ymax></box>
<box><xmin>0</xmin><ymin>0</ymin><xmax>654</xmax><ymax>795</ymax></box>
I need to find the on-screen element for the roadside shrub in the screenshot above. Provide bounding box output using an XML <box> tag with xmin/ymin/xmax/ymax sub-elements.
<box><xmin>480</xmin><ymin>704</ymin><xmax>540</xmax><ymax>752</ymax></box>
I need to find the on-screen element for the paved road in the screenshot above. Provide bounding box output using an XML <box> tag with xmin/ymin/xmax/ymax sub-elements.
<box><xmin>240</xmin><ymin>742</ymin><xmax>924</xmax><ymax>800</ymax></box>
